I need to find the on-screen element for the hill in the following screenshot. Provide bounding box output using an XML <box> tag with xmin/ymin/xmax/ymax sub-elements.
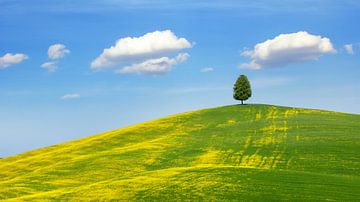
<box><xmin>0</xmin><ymin>104</ymin><xmax>359</xmax><ymax>201</ymax></box>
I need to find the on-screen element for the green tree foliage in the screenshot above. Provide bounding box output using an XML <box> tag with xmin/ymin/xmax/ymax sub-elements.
<box><xmin>233</xmin><ymin>74</ymin><xmax>252</xmax><ymax>104</ymax></box>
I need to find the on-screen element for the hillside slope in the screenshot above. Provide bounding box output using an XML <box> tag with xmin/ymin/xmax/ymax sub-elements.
<box><xmin>0</xmin><ymin>104</ymin><xmax>359</xmax><ymax>201</ymax></box>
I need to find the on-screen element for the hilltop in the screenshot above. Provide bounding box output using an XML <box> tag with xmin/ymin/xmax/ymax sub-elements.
<box><xmin>0</xmin><ymin>104</ymin><xmax>359</xmax><ymax>201</ymax></box>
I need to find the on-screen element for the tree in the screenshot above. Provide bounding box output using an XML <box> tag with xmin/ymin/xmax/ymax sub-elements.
<box><xmin>233</xmin><ymin>74</ymin><xmax>252</xmax><ymax>105</ymax></box>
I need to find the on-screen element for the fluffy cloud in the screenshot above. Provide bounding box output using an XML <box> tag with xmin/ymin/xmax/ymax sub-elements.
<box><xmin>118</xmin><ymin>53</ymin><xmax>189</xmax><ymax>75</ymax></box>
<box><xmin>240</xmin><ymin>31</ymin><xmax>336</xmax><ymax>69</ymax></box>
<box><xmin>200</xmin><ymin>67</ymin><xmax>214</xmax><ymax>72</ymax></box>
<box><xmin>61</xmin><ymin>93</ymin><xmax>80</xmax><ymax>100</ymax></box>
<box><xmin>41</xmin><ymin>61</ymin><xmax>58</xmax><ymax>72</ymax></box>
<box><xmin>344</xmin><ymin>44</ymin><xmax>354</xmax><ymax>55</ymax></box>
<box><xmin>91</xmin><ymin>30</ymin><xmax>192</xmax><ymax>70</ymax></box>
<box><xmin>41</xmin><ymin>43</ymin><xmax>70</xmax><ymax>72</ymax></box>
<box><xmin>48</xmin><ymin>44</ymin><xmax>70</xmax><ymax>59</ymax></box>
<box><xmin>0</xmin><ymin>53</ymin><xmax>28</xmax><ymax>68</ymax></box>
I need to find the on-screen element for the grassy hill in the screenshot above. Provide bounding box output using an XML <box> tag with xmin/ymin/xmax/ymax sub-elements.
<box><xmin>0</xmin><ymin>104</ymin><xmax>359</xmax><ymax>201</ymax></box>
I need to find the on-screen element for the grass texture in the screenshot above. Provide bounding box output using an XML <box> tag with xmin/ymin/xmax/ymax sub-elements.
<box><xmin>0</xmin><ymin>104</ymin><xmax>359</xmax><ymax>201</ymax></box>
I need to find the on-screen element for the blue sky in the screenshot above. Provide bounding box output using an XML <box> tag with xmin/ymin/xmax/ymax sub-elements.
<box><xmin>1</xmin><ymin>0</ymin><xmax>359</xmax><ymax>157</ymax></box>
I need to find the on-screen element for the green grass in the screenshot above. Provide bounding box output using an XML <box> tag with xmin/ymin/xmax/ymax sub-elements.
<box><xmin>0</xmin><ymin>104</ymin><xmax>359</xmax><ymax>201</ymax></box>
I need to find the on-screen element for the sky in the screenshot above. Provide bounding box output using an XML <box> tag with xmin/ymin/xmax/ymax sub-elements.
<box><xmin>1</xmin><ymin>0</ymin><xmax>359</xmax><ymax>157</ymax></box>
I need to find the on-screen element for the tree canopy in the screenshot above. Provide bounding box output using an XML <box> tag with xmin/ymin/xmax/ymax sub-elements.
<box><xmin>233</xmin><ymin>74</ymin><xmax>252</xmax><ymax>104</ymax></box>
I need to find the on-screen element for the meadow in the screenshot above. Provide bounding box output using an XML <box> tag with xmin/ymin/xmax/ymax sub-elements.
<box><xmin>0</xmin><ymin>104</ymin><xmax>359</xmax><ymax>201</ymax></box>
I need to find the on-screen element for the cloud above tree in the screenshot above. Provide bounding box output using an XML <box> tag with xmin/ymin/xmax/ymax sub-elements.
<box><xmin>240</xmin><ymin>31</ymin><xmax>336</xmax><ymax>69</ymax></box>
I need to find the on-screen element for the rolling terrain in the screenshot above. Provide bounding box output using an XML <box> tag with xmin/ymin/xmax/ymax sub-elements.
<box><xmin>0</xmin><ymin>104</ymin><xmax>359</xmax><ymax>201</ymax></box>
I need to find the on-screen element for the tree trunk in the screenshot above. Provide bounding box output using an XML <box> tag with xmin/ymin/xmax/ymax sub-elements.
<box><xmin>241</xmin><ymin>100</ymin><xmax>243</xmax><ymax>105</ymax></box>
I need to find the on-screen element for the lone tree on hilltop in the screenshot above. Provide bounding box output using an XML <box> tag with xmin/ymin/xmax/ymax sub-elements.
<box><xmin>233</xmin><ymin>74</ymin><xmax>252</xmax><ymax>105</ymax></box>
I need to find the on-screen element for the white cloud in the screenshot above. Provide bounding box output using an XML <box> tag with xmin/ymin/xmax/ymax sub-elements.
<box><xmin>91</xmin><ymin>30</ymin><xmax>192</xmax><ymax>70</ymax></box>
<box><xmin>0</xmin><ymin>53</ymin><xmax>28</xmax><ymax>69</ymax></box>
<box><xmin>48</xmin><ymin>44</ymin><xmax>70</xmax><ymax>59</ymax></box>
<box><xmin>61</xmin><ymin>93</ymin><xmax>80</xmax><ymax>100</ymax></box>
<box><xmin>200</xmin><ymin>67</ymin><xmax>214</xmax><ymax>72</ymax></box>
<box><xmin>344</xmin><ymin>44</ymin><xmax>354</xmax><ymax>55</ymax></box>
<box><xmin>240</xmin><ymin>31</ymin><xmax>336</xmax><ymax>69</ymax></box>
<box><xmin>41</xmin><ymin>61</ymin><xmax>58</xmax><ymax>72</ymax></box>
<box><xmin>117</xmin><ymin>53</ymin><xmax>189</xmax><ymax>75</ymax></box>
<box><xmin>41</xmin><ymin>43</ymin><xmax>69</xmax><ymax>72</ymax></box>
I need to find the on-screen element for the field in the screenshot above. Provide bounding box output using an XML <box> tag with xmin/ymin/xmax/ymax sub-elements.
<box><xmin>0</xmin><ymin>104</ymin><xmax>359</xmax><ymax>201</ymax></box>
